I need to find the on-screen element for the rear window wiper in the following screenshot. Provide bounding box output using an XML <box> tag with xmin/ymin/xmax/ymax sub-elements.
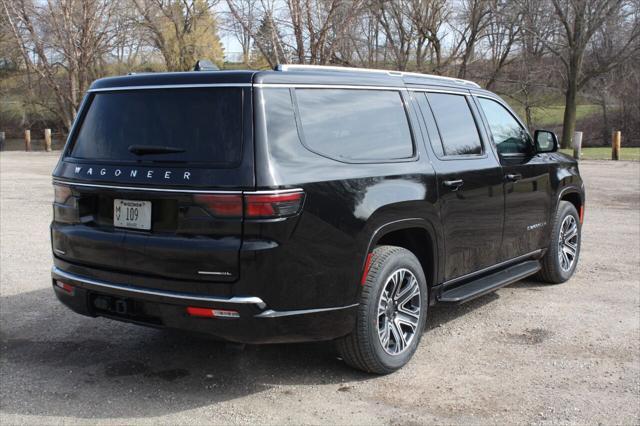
<box><xmin>128</xmin><ymin>145</ymin><xmax>186</xmax><ymax>155</ymax></box>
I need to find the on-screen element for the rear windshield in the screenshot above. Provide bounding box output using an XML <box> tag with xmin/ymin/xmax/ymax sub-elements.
<box><xmin>69</xmin><ymin>88</ymin><xmax>243</xmax><ymax>165</ymax></box>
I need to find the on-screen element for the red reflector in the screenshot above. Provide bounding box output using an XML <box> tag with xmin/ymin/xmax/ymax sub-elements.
<box><xmin>193</xmin><ymin>194</ymin><xmax>243</xmax><ymax>217</ymax></box>
<box><xmin>186</xmin><ymin>307</ymin><xmax>240</xmax><ymax>319</ymax></box>
<box><xmin>361</xmin><ymin>252</ymin><xmax>374</xmax><ymax>286</ymax></box>
<box><xmin>245</xmin><ymin>192</ymin><xmax>304</xmax><ymax>218</ymax></box>
<box><xmin>579</xmin><ymin>205</ymin><xmax>584</xmax><ymax>224</ymax></box>
<box><xmin>55</xmin><ymin>280</ymin><xmax>74</xmax><ymax>294</ymax></box>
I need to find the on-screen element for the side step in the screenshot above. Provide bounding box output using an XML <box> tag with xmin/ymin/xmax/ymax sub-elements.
<box><xmin>438</xmin><ymin>260</ymin><xmax>541</xmax><ymax>304</ymax></box>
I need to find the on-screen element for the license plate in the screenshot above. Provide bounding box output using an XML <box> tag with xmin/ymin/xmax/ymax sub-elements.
<box><xmin>114</xmin><ymin>199</ymin><xmax>151</xmax><ymax>230</ymax></box>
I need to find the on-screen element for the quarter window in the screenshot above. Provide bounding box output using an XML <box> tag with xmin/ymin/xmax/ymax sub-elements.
<box><xmin>426</xmin><ymin>93</ymin><xmax>483</xmax><ymax>156</ymax></box>
<box><xmin>478</xmin><ymin>97</ymin><xmax>532</xmax><ymax>155</ymax></box>
<box><xmin>294</xmin><ymin>89</ymin><xmax>414</xmax><ymax>161</ymax></box>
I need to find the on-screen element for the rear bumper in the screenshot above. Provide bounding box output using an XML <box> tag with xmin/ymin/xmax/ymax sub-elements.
<box><xmin>52</xmin><ymin>266</ymin><xmax>357</xmax><ymax>344</ymax></box>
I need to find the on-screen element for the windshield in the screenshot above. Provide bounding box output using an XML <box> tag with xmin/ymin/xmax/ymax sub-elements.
<box><xmin>69</xmin><ymin>88</ymin><xmax>243</xmax><ymax>166</ymax></box>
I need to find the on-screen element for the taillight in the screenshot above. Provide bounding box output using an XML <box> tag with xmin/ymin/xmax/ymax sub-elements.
<box><xmin>245</xmin><ymin>191</ymin><xmax>304</xmax><ymax>218</ymax></box>
<box><xmin>193</xmin><ymin>190</ymin><xmax>304</xmax><ymax>219</ymax></box>
<box><xmin>53</xmin><ymin>184</ymin><xmax>72</xmax><ymax>204</ymax></box>
<box><xmin>193</xmin><ymin>194</ymin><xmax>243</xmax><ymax>218</ymax></box>
<box><xmin>52</xmin><ymin>183</ymin><xmax>79</xmax><ymax>223</ymax></box>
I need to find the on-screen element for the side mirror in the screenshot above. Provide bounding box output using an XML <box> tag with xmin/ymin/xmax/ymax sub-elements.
<box><xmin>534</xmin><ymin>130</ymin><xmax>558</xmax><ymax>153</ymax></box>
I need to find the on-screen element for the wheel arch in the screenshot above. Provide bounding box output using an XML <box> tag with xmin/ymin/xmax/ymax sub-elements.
<box><xmin>557</xmin><ymin>186</ymin><xmax>584</xmax><ymax>222</ymax></box>
<box><xmin>362</xmin><ymin>219</ymin><xmax>441</xmax><ymax>303</ymax></box>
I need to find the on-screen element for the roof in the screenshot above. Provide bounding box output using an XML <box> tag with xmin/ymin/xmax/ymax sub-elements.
<box><xmin>89</xmin><ymin>70</ymin><xmax>257</xmax><ymax>91</ymax></box>
<box><xmin>88</xmin><ymin>65</ymin><xmax>479</xmax><ymax>91</ymax></box>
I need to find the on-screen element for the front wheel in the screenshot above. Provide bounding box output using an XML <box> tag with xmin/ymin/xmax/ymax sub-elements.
<box><xmin>537</xmin><ymin>201</ymin><xmax>582</xmax><ymax>283</ymax></box>
<box><xmin>337</xmin><ymin>246</ymin><xmax>428</xmax><ymax>374</ymax></box>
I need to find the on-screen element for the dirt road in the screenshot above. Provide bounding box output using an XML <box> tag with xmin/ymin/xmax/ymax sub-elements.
<box><xmin>1</xmin><ymin>152</ymin><xmax>638</xmax><ymax>424</ymax></box>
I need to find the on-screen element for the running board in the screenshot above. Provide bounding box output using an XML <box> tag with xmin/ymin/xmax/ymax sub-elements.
<box><xmin>438</xmin><ymin>260</ymin><xmax>541</xmax><ymax>304</ymax></box>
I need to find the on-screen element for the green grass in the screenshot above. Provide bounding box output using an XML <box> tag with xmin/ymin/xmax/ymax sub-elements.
<box><xmin>509</xmin><ymin>104</ymin><xmax>601</xmax><ymax>127</ymax></box>
<box><xmin>559</xmin><ymin>147</ymin><xmax>640</xmax><ymax>161</ymax></box>
<box><xmin>532</xmin><ymin>104</ymin><xmax>600</xmax><ymax>127</ymax></box>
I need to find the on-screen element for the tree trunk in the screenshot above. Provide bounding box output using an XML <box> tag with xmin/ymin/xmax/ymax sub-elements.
<box><xmin>599</xmin><ymin>90</ymin><xmax>610</xmax><ymax>146</ymax></box>
<box><xmin>561</xmin><ymin>78</ymin><xmax>578</xmax><ymax>149</ymax></box>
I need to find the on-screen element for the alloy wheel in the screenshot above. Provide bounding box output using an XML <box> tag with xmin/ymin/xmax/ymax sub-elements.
<box><xmin>558</xmin><ymin>215</ymin><xmax>579</xmax><ymax>272</ymax></box>
<box><xmin>377</xmin><ymin>268</ymin><xmax>421</xmax><ymax>355</ymax></box>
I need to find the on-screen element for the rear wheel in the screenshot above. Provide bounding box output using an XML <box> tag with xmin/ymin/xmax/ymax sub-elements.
<box><xmin>337</xmin><ymin>246</ymin><xmax>428</xmax><ymax>374</ymax></box>
<box><xmin>537</xmin><ymin>201</ymin><xmax>581</xmax><ymax>283</ymax></box>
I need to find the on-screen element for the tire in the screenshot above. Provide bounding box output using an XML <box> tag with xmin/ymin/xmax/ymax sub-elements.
<box><xmin>337</xmin><ymin>245</ymin><xmax>428</xmax><ymax>374</ymax></box>
<box><xmin>537</xmin><ymin>201</ymin><xmax>581</xmax><ymax>283</ymax></box>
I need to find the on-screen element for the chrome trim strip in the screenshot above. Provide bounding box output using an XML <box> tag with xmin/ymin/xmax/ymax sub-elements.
<box><xmin>254</xmin><ymin>83</ymin><xmax>402</xmax><ymax>91</ymax></box>
<box><xmin>197</xmin><ymin>271</ymin><xmax>233</xmax><ymax>276</ymax></box>
<box><xmin>442</xmin><ymin>249</ymin><xmax>544</xmax><ymax>287</ymax></box>
<box><xmin>255</xmin><ymin>303</ymin><xmax>358</xmax><ymax>318</ymax></box>
<box><xmin>52</xmin><ymin>266</ymin><xmax>266</xmax><ymax>308</ymax></box>
<box><xmin>52</xmin><ymin>179</ymin><xmax>242</xmax><ymax>194</ymax></box>
<box><xmin>244</xmin><ymin>188</ymin><xmax>304</xmax><ymax>195</ymax></box>
<box><xmin>53</xmin><ymin>179</ymin><xmax>305</xmax><ymax>196</ymax></box>
<box><xmin>409</xmin><ymin>88</ymin><xmax>470</xmax><ymax>95</ymax></box>
<box><xmin>88</xmin><ymin>83</ymin><xmax>251</xmax><ymax>92</ymax></box>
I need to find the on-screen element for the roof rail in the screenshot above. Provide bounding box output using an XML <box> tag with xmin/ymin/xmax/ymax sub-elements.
<box><xmin>275</xmin><ymin>64</ymin><xmax>480</xmax><ymax>88</ymax></box>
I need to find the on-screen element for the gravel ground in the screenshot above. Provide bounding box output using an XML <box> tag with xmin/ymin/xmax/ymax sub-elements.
<box><xmin>1</xmin><ymin>151</ymin><xmax>639</xmax><ymax>425</ymax></box>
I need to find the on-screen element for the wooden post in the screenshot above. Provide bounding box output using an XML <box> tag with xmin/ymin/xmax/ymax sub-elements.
<box><xmin>572</xmin><ymin>131</ymin><xmax>582</xmax><ymax>160</ymax></box>
<box><xmin>612</xmin><ymin>131</ymin><xmax>621</xmax><ymax>161</ymax></box>
<box><xmin>44</xmin><ymin>128</ymin><xmax>52</xmax><ymax>152</ymax></box>
<box><xmin>0</xmin><ymin>131</ymin><xmax>5</xmax><ymax>151</ymax></box>
<box><xmin>24</xmin><ymin>129</ymin><xmax>31</xmax><ymax>152</ymax></box>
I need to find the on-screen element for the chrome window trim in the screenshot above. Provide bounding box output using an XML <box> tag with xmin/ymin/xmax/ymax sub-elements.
<box><xmin>88</xmin><ymin>83</ymin><xmax>252</xmax><ymax>92</ymax></box>
<box><xmin>409</xmin><ymin>88</ymin><xmax>470</xmax><ymax>96</ymax></box>
<box><xmin>52</xmin><ymin>266</ymin><xmax>266</xmax><ymax>308</ymax></box>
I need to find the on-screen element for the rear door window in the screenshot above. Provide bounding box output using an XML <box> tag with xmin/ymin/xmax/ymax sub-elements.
<box><xmin>426</xmin><ymin>92</ymin><xmax>483</xmax><ymax>156</ymax></box>
<box><xmin>294</xmin><ymin>89</ymin><xmax>414</xmax><ymax>162</ymax></box>
<box><xmin>69</xmin><ymin>88</ymin><xmax>243</xmax><ymax>166</ymax></box>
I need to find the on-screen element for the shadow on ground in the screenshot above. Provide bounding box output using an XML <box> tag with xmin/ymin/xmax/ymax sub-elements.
<box><xmin>0</xmin><ymin>281</ymin><xmax>535</xmax><ymax>419</ymax></box>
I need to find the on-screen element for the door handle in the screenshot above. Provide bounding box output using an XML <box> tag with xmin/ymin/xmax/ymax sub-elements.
<box><xmin>443</xmin><ymin>179</ymin><xmax>464</xmax><ymax>190</ymax></box>
<box><xmin>505</xmin><ymin>173</ymin><xmax>523</xmax><ymax>182</ymax></box>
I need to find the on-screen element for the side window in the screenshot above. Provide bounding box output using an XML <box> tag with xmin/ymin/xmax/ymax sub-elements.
<box><xmin>478</xmin><ymin>97</ymin><xmax>532</xmax><ymax>155</ymax></box>
<box><xmin>426</xmin><ymin>93</ymin><xmax>483</xmax><ymax>156</ymax></box>
<box><xmin>294</xmin><ymin>89</ymin><xmax>414</xmax><ymax>161</ymax></box>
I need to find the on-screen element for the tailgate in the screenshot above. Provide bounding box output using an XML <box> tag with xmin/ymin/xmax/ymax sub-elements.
<box><xmin>51</xmin><ymin>185</ymin><xmax>242</xmax><ymax>282</ymax></box>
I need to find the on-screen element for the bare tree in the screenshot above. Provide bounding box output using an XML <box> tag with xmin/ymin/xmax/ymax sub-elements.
<box><xmin>410</xmin><ymin>0</ymin><xmax>449</xmax><ymax>73</ymax></box>
<box><xmin>134</xmin><ymin>0</ymin><xmax>224</xmax><ymax>71</ymax></box>
<box><xmin>482</xmin><ymin>0</ymin><xmax>521</xmax><ymax>90</ymax></box>
<box><xmin>454</xmin><ymin>0</ymin><xmax>492</xmax><ymax>79</ymax></box>
<box><xmin>543</xmin><ymin>0</ymin><xmax>640</xmax><ymax>147</ymax></box>
<box><xmin>2</xmin><ymin>0</ymin><xmax>118</xmax><ymax>130</ymax></box>
<box><xmin>221</xmin><ymin>0</ymin><xmax>257</xmax><ymax>64</ymax></box>
<box><xmin>373</xmin><ymin>0</ymin><xmax>417</xmax><ymax>70</ymax></box>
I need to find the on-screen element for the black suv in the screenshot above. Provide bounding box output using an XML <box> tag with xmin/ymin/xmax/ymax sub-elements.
<box><xmin>51</xmin><ymin>65</ymin><xmax>584</xmax><ymax>373</ymax></box>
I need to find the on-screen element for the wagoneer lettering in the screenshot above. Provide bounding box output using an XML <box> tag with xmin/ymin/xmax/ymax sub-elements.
<box><xmin>50</xmin><ymin>64</ymin><xmax>584</xmax><ymax>374</ymax></box>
